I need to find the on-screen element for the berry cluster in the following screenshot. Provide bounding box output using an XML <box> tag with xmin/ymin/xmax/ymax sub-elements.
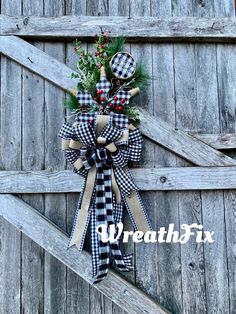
<box><xmin>93</xmin><ymin>89</ymin><xmax>127</xmax><ymax>112</ymax></box>
<box><xmin>94</xmin><ymin>32</ymin><xmax>110</xmax><ymax>68</ymax></box>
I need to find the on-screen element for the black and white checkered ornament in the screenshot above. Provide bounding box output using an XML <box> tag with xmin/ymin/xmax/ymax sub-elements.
<box><xmin>110</xmin><ymin>52</ymin><xmax>136</xmax><ymax>80</ymax></box>
<box><xmin>77</xmin><ymin>91</ymin><xmax>95</xmax><ymax>107</ymax></box>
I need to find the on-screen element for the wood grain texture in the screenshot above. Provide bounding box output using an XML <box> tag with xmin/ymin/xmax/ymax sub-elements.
<box><xmin>21</xmin><ymin>44</ymin><xmax>45</xmax><ymax>314</ymax></box>
<box><xmin>150</xmin><ymin>1</ymin><xmax>182</xmax><ymax>312</ymax></box>
<box><xmin>65</xmin><ymin>2</ymin><xmax>91</xmax><ymax>313</ymax></box>
<box><xmin>20</xmin><ymin>2</ymin><xmax>45</xmax><ymax>314</ymax></box>
<box><xmin>2</xmin><ymin>166</ymin><xmax>236</xmax><ymax>192</ymax></box>
<box><xmin>172</xmin><ymin>2</ymin><xmax>207</xmax><ymax>312</ymax></box>
<box><xmin>0</xmin><ymin>1</ymin><xmax>22</xmax><ymax>313</ymax></box>
<box><xmin>216</xmin><ymin>3</ymin><xmax>236</xmax><ymax>312</ymax></box>
<box><xmin>1</xmin><ymin>15</ymin><xmax>236</xmax><ymax>42</ymax></box>
<box><xmin>190</xmin><ymin>133</ymin><xmax>236</xmax><ymax>149</ymax></box>
<box><xmin>0</xmin><ymin>36</ymin><xmax>76</xmax><ymax>90</ymax></box>
<box><xmin>197</xmin><ymin>2</ymin><xmax>230</xmax><ymax>312</ymax></box>
<box><xmin>0</xmin><ymin>194</ymin><xmax>170</xmax><ymax>314</ymax></box>
<box><xmin>129</xmin><ymin>0</ymin><xmax>159</xmax><ymax>307</ymax></box>
<box><xmin>139</xmin><ymin>107</ymin><xmax>236</xmax><ymax>166</ymax></box>
<box><xmin>43</xmin><ymin>1</ymin><xmax>68</xmax><ymax>313</ymax></box>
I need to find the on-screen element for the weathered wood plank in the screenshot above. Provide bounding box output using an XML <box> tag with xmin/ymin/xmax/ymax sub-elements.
<box><xmin>1</xmin><ymin>35</ymin><xmax>235</xmax><ymax>167</ymax></box>
<box><xmin>201</xmin><ymin>191</ymin><xmax>229</xmax><ymax>311</ymax></box>
<box><xmin>1</xmin><ymin>15</ymin><xmax>236</xmax><ymax>42</ymax></box>
<box><xmin>0</xmin><ymin>2</ymin><xmax>22</xmax><ymax>313</ymax></box>
<box><xmin>129</xmin><ymin>1</ymin><xmax>159</xmax><ymax>309</ymax></box>
<box><xmin>218</xmin><ymin>44</ymin><xmax>236</xmax><ymax>313</ymax></box>
<box><xmin>43</xmin><ymin>1</ymin><xmax>67</xmax><ymax>313</ymax></box>
<box><xmin>139</xmin><ymin>107</ymin><xmax>236</xmax><ymax>166</ymax></box>
<box><xmin>190</xmin><ymin>133</ymin><xmax>236</xmax><ymax>149</ymax></box>
<box><xmin>0</xmin><ymin>36</ymin><xmax>76</xmax><ymax>90</ymax></box>
<box><xmin>65</xmin><ymin>3</ymin><xmax>90</xmax><ymax>313</ymax></box>
<box><xmin>197</xmin><ymin>1</ymin><xmax>231</xmax><ymax>312</ymax></box>
<box><xmin>21</xmin><ymin>43</ymin><xmax>45</xmax><ymax>314</ymax></box>
<box><xmin>2</xmin><ymin>166</ymin><xmax>236</xmax><ymax>192</ymax></box>
<box><xmin>150</xmin><ymin>1</ymin><xmax>182</xmax><ymax>312</ymax></box>
<box><xmin>21</xmin><ymin>3</ymin><xmax>45</xmax><ymax>314</ymax></box>
<box><xmin>0</xmin><ymin>194</ymin><xmax>169</xmax><ymax>314</ymax></box>
<box><xmin>224</xmin><ymin>190</ymin><xmax>236</xmax><ymax>312</ymax></box>
<box><xmin>172</xmin><ymin>2</ymin><xmax>206</xmax><ymax>312</ymax></box>
<box><xmin>216</xmin><ymin>3</ymin><xmax>236</xmax><ymax>311</ymax></box>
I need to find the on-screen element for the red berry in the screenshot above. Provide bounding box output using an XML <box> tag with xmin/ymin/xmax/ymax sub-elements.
<box><xmin>100</xmin><ymin>97</ymin><xmax>105</xmax><ymax>102</ymax></box>
<box><xmin>109</xmin><ymin>103</ymin><xmax>114</xmax><ymax>107</ymax></box>
<box><xmin>114</xmin><ymin>96</ymin><xmax>118</xmax><ymax>101</ymax></box>
<box><xmin>120</xmin><ymin>99</ymin><xmax>126</xmax><ymax>104</ymax></box>
<box><xmin>101</xmin><ymin>31</ymin><xmax>105</xmax><ymax>35</ymax></box>
<box><xmin>101</xmin><ymin>44</ymin><xmax>105</xmax><ymax>49</ymax></box>
<box><xmin>116</xmin><ymin>105</ymin><xmax>123</xmax><ymax>111</ymax></box>
<box><xmin>97</xmin><ymin>89</ymin><xmax>104</xmax><ymax>95</ymax></box>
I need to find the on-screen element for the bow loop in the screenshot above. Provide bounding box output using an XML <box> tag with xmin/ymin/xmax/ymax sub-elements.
<box><xmin>75</xmin><ymin>123</ymin><xmax>97</xmax><ymax>147</ymax></box>
<box><xmin>100</xmin><ymin>124</ymin><xmax>123</xmax><ymax>143</ymax></box>
<box><xmin>58</xmin><ymin>122</ymin><xmax>76</xmax><ymax>140</ymax></box>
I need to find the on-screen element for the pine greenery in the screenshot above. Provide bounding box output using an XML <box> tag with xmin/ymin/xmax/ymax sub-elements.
<box><xmin>64</xmin><ymin>34</ymin><xmax>152</xmax><ymax>125</ymax></box>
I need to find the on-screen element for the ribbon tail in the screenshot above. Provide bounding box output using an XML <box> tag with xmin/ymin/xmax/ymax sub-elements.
<box><xmin>124</xmin><ymin>189</ymin><xmax>153</xmax><ymax>232</ymax></box>
<box><xmin>110</xmin><ymin>242</ymin><xmax>134</xmax><ymax>272</ymax></box>
<box><xmin>92</xmin><ymin>163</ymin><xmax>111</xmax><ymax>284</ymax></box>
<box><xmin>68</xmin><ymin>166</ymin><xmax>97</xmax><ymax>249</ymax></box>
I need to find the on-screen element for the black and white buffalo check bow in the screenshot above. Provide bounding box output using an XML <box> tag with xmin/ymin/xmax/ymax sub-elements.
<box><xmin>58</xmin><ymin>112</ymin><xmax>152</xmax><ymax>283</ymax></box>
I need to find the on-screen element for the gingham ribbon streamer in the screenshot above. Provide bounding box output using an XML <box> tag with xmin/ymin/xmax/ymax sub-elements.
<box><xmin>91</xmin><ymin>161</ymin><xmax>133</xmax><ymax>283</ymax></box>
<box><xmin>58</xmin><ymin>112</ymin><xmax>152</xmax><ymax>283</ymax></box>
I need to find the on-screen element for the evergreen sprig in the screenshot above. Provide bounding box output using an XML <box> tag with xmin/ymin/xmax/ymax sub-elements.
<box><xmin>65</xmin><ymin>92</ymin><xmax>80</xmax><ymax>110</ymax></box>
<box><xmin>127</xmin><ymin>63</ymin><xmax>152</xmax><ymax>89</ymax></box>
<box><xmin>64</xmin><ymin>33</ymin><xmax>152</xmax><ymax>126</ymax></box>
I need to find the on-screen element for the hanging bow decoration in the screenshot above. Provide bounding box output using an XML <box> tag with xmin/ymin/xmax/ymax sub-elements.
<box><xmin>58</xmin><ymin>112</ymin><xmax>152</xmax><ymax>283</ymax></box>
<box><xmin>60</xmin><ymin>34</ymin><xmax>153</xmax><ymax>283</ymax></box>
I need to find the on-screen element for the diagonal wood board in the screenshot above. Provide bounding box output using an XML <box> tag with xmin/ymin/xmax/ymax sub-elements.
<box><xmin>0</xmin><ymin>194</ymin><xmax>170</xmax><ymax>314</ymax></box>
<box><xmin>0</xmin><ymin>36</ymin><xmax>235</xmax><ymax>167</ymax></box>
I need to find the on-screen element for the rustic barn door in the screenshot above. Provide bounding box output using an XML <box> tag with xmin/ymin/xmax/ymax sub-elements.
<box><xmin>0</xmin><ymin>1</ymin><xmax>236</xmax><ymax>313</ymax></box>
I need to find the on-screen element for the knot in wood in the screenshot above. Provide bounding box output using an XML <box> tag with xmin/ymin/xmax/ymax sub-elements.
<box><xmin>23</xmin><ymin>17</ymin><xmax>29</xmax><ymax>25</ymax></box>
<box><xmin>160</xmin><ymin>176</ymin><xmax>167</xmax><ymax>183</ymax></box>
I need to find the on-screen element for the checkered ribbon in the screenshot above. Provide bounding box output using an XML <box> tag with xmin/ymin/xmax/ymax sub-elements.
<box><xmin>58</xmin><ymin>113</ymin><xmax>152</xmax><ymax>283</ymax></box>
<box><xmin>77</xmin><ymin>91</ymin><xmax>95</xmax><ymax>106</ymax></box>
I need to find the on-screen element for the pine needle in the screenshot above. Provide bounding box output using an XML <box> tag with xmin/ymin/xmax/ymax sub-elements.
<box><xmin>64</xmin><ymin>92</ymin><xmax>79</xmax><ymax>110</ymax></box>
<box><xmin>108</xmin><ymin>37</ymin><xmax>126</xmax><ymax>55</ymax></box>
<box><xmin>128</xmin><ymin>63</ymin><xmax>152</xmax><ymax>89</ymax></box>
